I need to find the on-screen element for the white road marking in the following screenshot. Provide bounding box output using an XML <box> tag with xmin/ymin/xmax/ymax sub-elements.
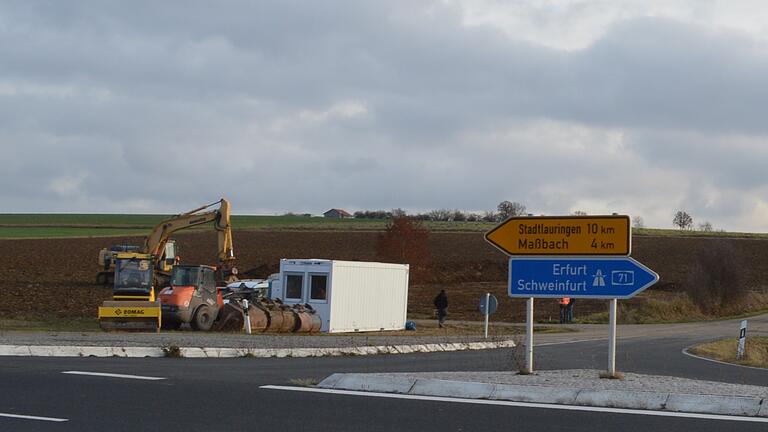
<box><xmin>260</xmin><ymin>385</ymin><xmax>768</xmax><ymax>423</ymax></box>
<box><xmin>536</xmin><ymin>338</ymin><xmax>606</xmax><ymax>347</ymax></box>
<box><xmin>61</xmin><ymin>371</ymin><xmax>165</xmax><ymax>380</ymax></box>
<box><xmin>681</xmin><ymin>347</ymin><xmax>768</xmax><ymax>371</ymax></box>
<box><xmin>0</xmin><ymin>412</ymin><xmax>68</xmax><ymax>422</ymax></box>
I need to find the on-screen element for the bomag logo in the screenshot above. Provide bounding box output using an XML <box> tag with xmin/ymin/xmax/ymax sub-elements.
<box><xmin>122</xmin><ymin>309</ymin><xmax>146</xmax><ymax>315</ymax></box>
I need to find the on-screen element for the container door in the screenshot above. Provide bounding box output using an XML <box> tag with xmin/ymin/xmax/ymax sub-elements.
<box><xmin>308</xmin><ymin>273</ymin><xmax>328</xmax><ymax>304</ymax></box>
<box><xmin>283</xmin><ymin>272</ymin><xmax>304</xmax><ymax>304</ymax></box>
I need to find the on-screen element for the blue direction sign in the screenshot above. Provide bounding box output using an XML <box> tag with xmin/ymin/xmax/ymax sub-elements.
<box><xmin>509</xmin><ymin>257</ymin><xmax>658</xmax><ymax>299</ymax></box>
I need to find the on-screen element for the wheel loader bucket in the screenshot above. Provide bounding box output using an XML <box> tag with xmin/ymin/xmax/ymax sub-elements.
<box><xmin>98</xmin><ymin>301</ymin><xmax>162</xmax><ymax>332</ymax></box>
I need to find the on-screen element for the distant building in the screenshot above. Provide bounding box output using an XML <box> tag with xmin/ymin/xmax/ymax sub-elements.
<box><xmin>323</xmin><ymin>208</ymin><xmax>352</xmax><ymax>219</ymax></box>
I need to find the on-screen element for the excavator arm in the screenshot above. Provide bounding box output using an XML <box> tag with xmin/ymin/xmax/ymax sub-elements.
<box><xmin>144</xmin><ymin>199</ymin><xmax>236</xmax><ymax>278</ymax></box>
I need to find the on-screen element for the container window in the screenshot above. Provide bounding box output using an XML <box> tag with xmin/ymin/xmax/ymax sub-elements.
<box><xmin>310</xmin><ymin>274</ymin><xmax>328</xmax><ymax>301</ymax></box>
<box><xmin>285</xmin><ymin>273</ymin><xmax>304</xmax><ymax>300</ymax></box>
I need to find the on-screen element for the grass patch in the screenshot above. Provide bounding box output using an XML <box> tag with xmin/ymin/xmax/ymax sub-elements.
<box><xmin>162</xmin><ymin>345</ymin><xmax>182</xmax><ymax>358</ymax></box>
<box><xmin>599</xmin><ymin>371</ymin><xmax>625</xmax><ymax>380</ymax></box>
<box><xmin>0</xmin><ymin>317</ymin><xmax>100</xmax><ymax>332</ymax></box>
<box><xmin>5</xmin><ymin>213</ymin><xmax>768</xmax><ymax>239</ymax></box>
<box><xmin>0</xmin><ymin>215</ymin><xmax>389</xmax><ymax>238</ymax></box>
<box><xmin>572</xmin><ymin>291</ymin><xmax>768</xmax><ymax>324</ymax></box>
<box><xmin>689</xmin><ymin>336</ymin><xmax>768</xmax><ymax>368</ymax></box>
<box><xmin>288</xmin><ymin>377</ymin><xmax>321</xmax><ymax>387</ymax></box>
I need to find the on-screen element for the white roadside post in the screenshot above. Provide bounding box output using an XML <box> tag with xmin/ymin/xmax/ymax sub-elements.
<box><xmin>243</xmin><ymin>299</ymin><xmax>252</xmax><ymax>335</ymax></box>
<box><xmin>526</xmin><ymin>297</ymin><xmax>534</xmax><ymax>374</ymax></box>
<box><xmin>737</xmin><ymin>320</ymin><xmax>748</xmax><ymax>360</ymax></box>
<box><xmin>484</xmin><ymin>293</ymin><xmax>490</xmax><ymax>339</ymax></box>
<box><xmin>608</xmin><ymin>298</ymin><xmax>617</xmax><ymax>376</ymax></box>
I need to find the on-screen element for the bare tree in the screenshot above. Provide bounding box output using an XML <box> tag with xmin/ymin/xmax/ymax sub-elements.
<box><xmin>497</xmin><ymin>201</ymin><xmax>526</xmax><ymax>220</ymax></box>
<box><xmin>673</xmin><ymin>210</ymin><xmax>693</xmax><ymax>230</ymax></box>
<box><xmin>376</xmin><ymin>216</ymin><xmax>431</xmax><ymax>282</ymax></box>
<box><xmin>428</xmin><ymin>209</ymin><xmax>452</xmax><ymax>221</ymax></box>
<box><xmin>699</xmin><ymin>221</ymin><xmax>713</xmax><ymax>232</ymax></box>
<box><xmin>451</xmin><ymin>210</ymin><xmax>467</xmax><ymax>222</ymax></box>
<box><xmin>466</xmin><ymin>213</ymin><xmax>483</xmax><ymax>222</ymax></box>
<box><xmin>482</xmin><ymin>211</ymin><xmax>499</xmax><ymax>222</ymax></box>
<box><xmin>632</xmin><ymin>215</ymin><xmax>645</xmax><ymax>229</ymax></box>
<box><xmin>391</xmin><ymin>208</ymin><xmax>407</xmax><ymax>218</ymax></box>
<box><xmin>572</xmin><ymin>210</ymin><xmax>587</xmax><ymax>216</ymax></box>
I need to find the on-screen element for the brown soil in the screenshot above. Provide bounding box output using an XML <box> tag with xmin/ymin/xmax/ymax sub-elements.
<box><xmin>2</xmin><ymin>232</ymin><xmax>767</xmax><ymax>323</ymax></box>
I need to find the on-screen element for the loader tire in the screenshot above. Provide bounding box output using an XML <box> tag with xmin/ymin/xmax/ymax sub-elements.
<box><xmin>191</xmin><ymin>305</ymin><xmax>215</xmax><ymax>331</ymax></box>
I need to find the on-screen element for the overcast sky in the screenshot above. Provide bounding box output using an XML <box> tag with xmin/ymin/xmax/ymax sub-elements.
<box><xmin>2</xmin><ymin>0</ymin><xmax>768</xmax><ymax>231</ymax></box>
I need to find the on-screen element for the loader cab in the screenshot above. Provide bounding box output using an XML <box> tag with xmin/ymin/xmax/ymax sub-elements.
<box><xmin>114</xmin><ymin>253</ymin><xmax>155</xmax><ymax>300</ymax></box>
<box><xmin>170</xmin><ymin>265</ymin><xmax>215</xmax><ymax>291</ymax></box>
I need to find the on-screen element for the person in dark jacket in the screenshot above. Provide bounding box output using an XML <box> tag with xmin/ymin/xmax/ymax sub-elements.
<box><xmin>433</xmin><ymin>290</ymin><xmax>448</xmax><ymax>328</ymax></box>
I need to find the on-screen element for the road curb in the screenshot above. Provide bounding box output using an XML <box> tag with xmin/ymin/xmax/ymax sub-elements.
<box><xmin>317</xmin><ymin>374</ymin><xmax>768</xmax><ymax>418</ymax></box>
<box><xmin>0</xmin><ymin>340</ymin><xmax>514</xmax><ymax>358</ymax></box>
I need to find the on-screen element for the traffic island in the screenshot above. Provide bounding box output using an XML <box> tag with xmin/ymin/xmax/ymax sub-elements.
<box><xmin>317</xmin><ymin>369</ymin><xmax>768</xmax><ymax>418</ymax></box>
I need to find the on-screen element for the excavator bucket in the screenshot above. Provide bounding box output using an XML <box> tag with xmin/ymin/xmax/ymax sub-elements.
<box><xmin>98</xmin><ymin>301</ymin><xmax>162</xmax><ymax>332</ymax></box>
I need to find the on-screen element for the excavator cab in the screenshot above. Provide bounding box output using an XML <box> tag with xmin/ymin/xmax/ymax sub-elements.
<box><xmin>98</xmin><ymin>252</ymin><xmax>162</xmax><ymax>331</ymax></box>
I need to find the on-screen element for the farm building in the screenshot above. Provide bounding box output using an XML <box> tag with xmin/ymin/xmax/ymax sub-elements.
<box><xmin>271</xmin><ymin>259</ymin><xmax>409</xmax><ymax>333</ymax></box>
<box><xmin>323</xmin><ymin>208</ymin><xmax>352</xmax><ymax>218</ymax></box>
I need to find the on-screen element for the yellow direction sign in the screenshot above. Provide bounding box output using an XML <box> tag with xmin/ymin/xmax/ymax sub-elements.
<box><xmin>485</xmin><ymin>215</ymin><xmax>631</xmax><ymax>256</ymax></box>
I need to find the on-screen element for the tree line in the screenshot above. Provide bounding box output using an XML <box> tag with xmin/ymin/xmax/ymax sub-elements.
<box><xmin>296</xmin><ymin>202</ymin><xmax>720</xmax><ymax>231</ymax></box>
<box><xmin>353</xmin><ymin>201</ymin><xmax>528</xmax><ymax>222</ymax></box>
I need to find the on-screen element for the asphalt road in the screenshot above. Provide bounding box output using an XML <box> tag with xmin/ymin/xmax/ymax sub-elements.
<box><xmin>1</xmin><ymin>330</ymin><xmax>767</xmax><ymax>431</ymax></box>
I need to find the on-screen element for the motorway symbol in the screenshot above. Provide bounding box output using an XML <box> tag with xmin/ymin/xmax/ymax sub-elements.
<box><xmin>485</xmin><ymin>215</ymin><xmax>631</xmax><ymax>256</ymax></box>
<box><xmin>508</xmin><ymin>257</ymin><xmax>658</xmax><ymax>299</ymax></box>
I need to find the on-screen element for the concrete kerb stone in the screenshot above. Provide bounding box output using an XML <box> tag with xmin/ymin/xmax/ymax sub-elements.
<box><xmin>336</xmin><ymin>374</ymin><xmax>417</xmax><ymax>394</ymax></box>
<box><xmin>490</xmin><ymin>384</ymin><xmax>580</xmax><ymax>405</ymax></box>
<box><xmin>665</xmin><ymin>393</ymin><xmax>763</xmax><ymax>417</ymax></box>
<box><xmin>410</xmin><ymin>379</ymin><xmax>495</xmax><ymax>399</ymax></box>
<box><xmin>0</xmin><ymin>340</ymin><xmax>515</xmax><ymax>358</ymax></box>
<box><xmin>0</xmin><ymin>345</ymin><xmax>165</xmax><ymax>357</ymax></box>
<box><xmin>757</xmin><ymin>400</ymin><xmax>768</xmax><ymax>418</ymax></box>
<box><xmin>574</xmin><ymin>389</ymin><xmax>668</xmax><ymax>411</ymax></box>
<box><xmin>317</xmin><ymin>373</ymin><xmax>345</xmax><ymax>389</ymax></box>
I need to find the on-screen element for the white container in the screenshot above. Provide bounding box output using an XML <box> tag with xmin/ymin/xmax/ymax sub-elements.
<box><xmin>274</xmin><ymin>259</ymin><xmax>409</xmax><ymax>333</ymax></box>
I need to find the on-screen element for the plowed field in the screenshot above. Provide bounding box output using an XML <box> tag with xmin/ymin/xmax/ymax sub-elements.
<box><xmin>2</xmin><ymin>231</ymin><xmax>768</xmax><ymax>323</ymax></box>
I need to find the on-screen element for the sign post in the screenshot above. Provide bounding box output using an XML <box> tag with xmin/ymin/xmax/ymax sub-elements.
<box><xmin>484</xmin><ymin>294</ymin><xmax>490</xmax><ymax>338</ymax></box>
<box><xmin>526</xmin><ymin>297</ymin><xmax>534</xmax><ymax>374</ymax></box>
<box><xmin>608</xmin><ymin>299</ymin><xmax>617</xmax><ymax>376</ymax></box>
<box><xmin>478</xmin><ymin>293</ymin><xmax>498</xmax><ymax>339</ymax></box>
<box><xmin>737</xmin><ymin>320</ymin><xmax>748</xmax><ymax>360</ymax></box>
<box><xmin>485</xmin><ymin>214</ymin><xmax>657</xmax><ymax>376</ymax></box>
<box><xmin>243</xmin><ymin>299</ymin><xmax>252</xmax><ymax>335</ymax></box>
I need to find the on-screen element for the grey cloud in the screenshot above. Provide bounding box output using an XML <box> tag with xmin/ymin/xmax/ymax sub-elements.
<box><xmin>2</xmin><ymin>1</ymin><xmax>768</xmax><ymax>231</ymax></box>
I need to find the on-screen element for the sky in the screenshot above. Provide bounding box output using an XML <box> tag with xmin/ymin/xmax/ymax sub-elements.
<box><xmin>2</xmin><ymin>0</ymin><xmax>768</xmax><ymax>231</ymax></box>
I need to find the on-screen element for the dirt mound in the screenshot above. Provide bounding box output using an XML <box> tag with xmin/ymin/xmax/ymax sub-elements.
<box><xmin>2</xmin><ymin>231</ymin><xmax>767</xmax><ymax>322</ymax></box>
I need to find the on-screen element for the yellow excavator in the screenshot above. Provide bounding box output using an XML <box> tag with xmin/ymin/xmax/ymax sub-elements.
<box><xmin>97</xmin><ymin>199</ymin><xmax>238</xmax><ymax>286</ymax></box>
<box><xmin>98</xmin><ymin>199</ymin><xmax>237</xmax><ymax>331</ymax></box>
